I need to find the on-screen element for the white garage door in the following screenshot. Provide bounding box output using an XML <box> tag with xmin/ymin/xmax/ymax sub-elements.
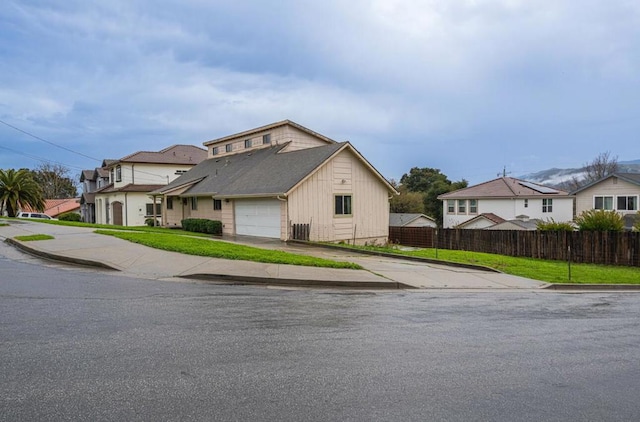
<box><xmin>235</xmin><ymin>198</ymin><xmax>282</xmax><ymax>238</ymax></box>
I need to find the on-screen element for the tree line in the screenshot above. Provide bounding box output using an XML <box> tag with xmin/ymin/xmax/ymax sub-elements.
<box><xmin>0</xmin><ymin>163</ymin><xmax>78</xmax><ymax>217</ymax></box>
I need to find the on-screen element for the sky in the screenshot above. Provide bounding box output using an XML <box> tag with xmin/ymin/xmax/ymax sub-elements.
<box><xmin>1</xmin><ymin>0</ymin><xmax>639</xmax><ymax>185</ymax></box>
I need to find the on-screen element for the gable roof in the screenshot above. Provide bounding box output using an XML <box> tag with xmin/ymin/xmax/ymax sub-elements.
<box><xmin>438</xmin><ymin>177</ymin><xmax>569</xmax><ymax>199</ymax></box>
<box><xmin>571</xmin><ymin>172</ymin><xmax>640</xmax><ymax>194</ymax></box>
<box><xmin>487</xmin><ymin>218</ymin><xmax>542</xmax><ymax>231</ymax></box>
<box><xmin>456</xmin><ymin>213</ymin><xmax>506</xmax><ymax>228</ymax></box>
<box><xmin>80</xmin><ymin>169</ymin><xmax>95</xmax><ymax>182</ymax></box>
<box><xmin>203</xmin><ymin>120</ymin><xmax>337</xmax><ymax>146</ymax></box>
<box><xmin>389</xmin><ymin>213</ymin><xmax>435</xmax><ymax>227</ymax></box>
<box><xmin>154</xmin><ymin>142</ymin><xmax>396</xmax><ymax>197</ymax></box>
<box><xmin>22</xmin><ymin>198</ymin><xmax>80</xmax><ymax>217</ymax></box>
<box><xmin>108</xmin><ymin>145</ymin><xmax>207</xmax><ymax>167</ymax></box>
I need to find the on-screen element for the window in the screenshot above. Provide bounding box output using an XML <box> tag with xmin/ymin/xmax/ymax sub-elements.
<box><xmin>524</xmin><ymin>199</ymin><xmax>528</xmax><ymax>208</ymax></box>
<box><xmin>447</xmin><ymin>200</ymin><xmax>455</xmax><ymax>214</ymax></box>
<box><xmin>617</xmin><ymin>196</ymin><xmax>638</xmax><ymax>211</ymax></box>
<box><xmin>145</xmin><ymin>203</ymin><xmax>162</xmax><ymax>215</ymax></box>
<box><xmin>191</xmin><ymin>197</ymin><xmax>198</xmax><ymax>210</ymax></box>
<box><xmin>457</xmin><ymin>199</ymin><xmax>466</xmax><ymax>214</ymax></box>
<box><xmin>542</xmin><ymin>198</ymin><xmax>553</xmax><ymax>213</ymax></box>
<box><xmin>469</xmin><ymin>199</ymin><xmax>477</xmax><ymax>214</ymax></box>
<box><xmin>116</xmin><ymin>165</ymin><xmax>122</xmax><ymax>182</ymax></box>
<box><xmin>212</xmin><ymin>147</ymin><xmax>219</xmax><ymax>156</ymax></box>
<box><xmin>594</xmin><ymin>196</ymin><xmax>613</xmax><ymax>210</ymax></box>
<box><xmin>335</xmin><ymin>195</ymin><xmax>352</xmax><ymax>215</ymax></box>
<box><xmin>213</xmin><ymin>199</ymin><xmax>222</xmax><ymax>210</ymax></box>
<box><xmin>110</xmin><ymin>169</ymin><xmax>114</xmax><ymax>183</ymax></box>
<box><xmin>175</xmin><ymin>170</ymin><xmax>187</xmax><ymax>175</ymax></box>
<box><xmin>244</xmin><ymin>139</ymin><xmax>252</xmax><ymax>148</ymax></box>
<box><xmin>166</xmin><ymin>197</ymin><xmax>173</xmax><ymax>210</ymax></box>
<box><xmin>263</xmin><ymin>133</ymin><xmax>271</xmax><ymax>144</ymax></box>
<box><xmin>225</xmin><ymin>144</ymin><xmax>233</xmax><ymax>153</ymax></box>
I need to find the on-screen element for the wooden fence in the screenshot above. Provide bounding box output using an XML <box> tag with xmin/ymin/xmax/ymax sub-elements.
<box><xmin>389</xmin><ymin>227</ymin><xmax>640</xmax><ymax>267</ymax></box>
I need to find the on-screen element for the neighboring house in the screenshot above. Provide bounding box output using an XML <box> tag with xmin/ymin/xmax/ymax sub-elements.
<box><xmin>438</xmin><ymin>177</ymin><xmax>573</xmax><ymax>229</ymax></box>
<box><xmin>22</xmin><ymin>198</ymin><xmax>81</xmax><ymax>218</ymax></box>
<box><xmin>79</xmin><ymin>166</ymin><xmax>111</xmax><ymax>223</ymax></box>
<box><xmin>572</xmin><ymin>172</ymin><xmax>640</xmax><ymax>230</ymax></box>
<box><xmin>390</xmin><ymin>213</ymin><xmax>437</xmax><ymax>228</ymax></box>
<box><xmin>152</xmin><ymin>120</ymin><xmax>397</xmax><ymax>244</ymax></box>
<box><xmin>484</xmin><ymin>215</ymin><xmax>542</xmax><ymax>231</ymax></box>
<box><xmin>94</xmin><ymin>145</ymin><xmax>207</xmax><ymax>226</ymax></box>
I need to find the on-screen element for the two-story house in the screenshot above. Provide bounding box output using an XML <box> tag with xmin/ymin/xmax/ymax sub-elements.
<box><xmin>94</xmin><ymin>145</ymin><xmax>207</xmax><ymax>226</ymax></box>
<box><xmin>573</xmin><ymin>172</ymin><xmax>640</xmax><ymax>230</ymax></box>
<box><xmin>79</xmin><ymin>165</ymin><xmax>111</xmax><ymax>223</ymax></box>
<box><xmin>152</xmin><ymin>120</ymin><xmax>397</xmax><ymax>244</ymax></box>
<box><xmin>438</xmin><ymin>177</ymin><xmax>573</xmax><ymax>229</ymax></box>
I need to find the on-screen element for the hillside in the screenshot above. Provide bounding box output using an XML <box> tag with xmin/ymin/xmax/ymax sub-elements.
<box><xmin>519</xmin><ymin>160</ymin><xmax>640</xmax><ymax>187</ymax></box>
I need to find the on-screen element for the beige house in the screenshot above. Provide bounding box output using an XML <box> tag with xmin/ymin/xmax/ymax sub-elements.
<box><xmin>94</xmin><ymin>145</ymin><xmax>207</xmax><ymax>226</ymax></box>
<box><xmin>389</xmin><ymin>213</ymin><xmax>437</xmax><ymax>228</ymax></box>
<box><xmin>153</xmin><ymin>120</ymin><xmax>397</xmax><ymax>244</ymax></box>
<box><xmin>573</xmin><ymin>173</ymin><xmax>640</xmax><ymax>230</ymax></box>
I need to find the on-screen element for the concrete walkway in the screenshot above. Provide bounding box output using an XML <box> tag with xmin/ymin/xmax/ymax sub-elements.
<box><xmin>0</xmin><ymin>220</ymin><xmax>544</xmax><ymax>290</ymax></box>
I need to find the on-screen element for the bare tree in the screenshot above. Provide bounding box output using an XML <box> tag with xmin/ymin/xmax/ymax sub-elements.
<box><xmin>583</xmin><ymin>151</ymin><xmax>619</xmax><ymax>183</ymax></box>
<box><xmin>31</xmin><ymin>163</ymin><xmax>78</xmax><ymax>198</ymax></box>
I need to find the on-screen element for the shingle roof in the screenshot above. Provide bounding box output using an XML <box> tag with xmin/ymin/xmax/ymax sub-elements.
<box><xmin>98</xmin><ymin>184</ymin><xmax>165</xmax><ymax>194</ymax></box>
<box><xmin>80</xmin><ymin>169</ymin><xmax>94</xmax><ymax>181</ymax></box>
<box><xmin>438</xmin><ymin>177</ymin><xmax>569</xmax><ymax>199</ymax></box>
<box><xmin>457</xmin><ymin>213</ymin><xmax>506</xmax><ymax>228</ymax></box>
<box><xmin>571</xmin><ymin>172</ymin><xmax>640</xmax><ymax>194</ymax></box>
<box><xmin>389</xmin><ymin>213</ymin><xmax>435</xmax><ymax>227</ymax></box>
<box><xmin>112</xmin><ymin>145</ymin><xmax>207</xmax><ymax>166</ymax></box>
<box><xmin>156</xmin><ymin>142</ymin><xmax>346</xmax><ymax>197</ymax></box>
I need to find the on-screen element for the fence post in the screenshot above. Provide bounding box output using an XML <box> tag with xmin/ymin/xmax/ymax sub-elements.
<box><xmin>435</xmin><ymin>228</ymin><xmax>438</xmax><ymax>259</ymax></box>
<box><xmin>567</xmin><ymin>244</ymin><xmax>572</xmax><ymax>281</ymax></box>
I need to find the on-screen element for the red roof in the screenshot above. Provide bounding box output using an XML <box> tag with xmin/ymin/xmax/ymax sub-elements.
<box><xmin>22</xmin><ymin>198</ymin><xmax>81</xmax><ymax>217</ymax></box>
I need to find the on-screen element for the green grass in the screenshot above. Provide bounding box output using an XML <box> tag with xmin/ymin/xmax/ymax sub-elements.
<box><xmin>0</xmin><ymin>223</ymin><xmax>8</xmax><ymax>227</ymax></box>
<box><xmin>14</xmin><ymin>234</ymin><xmax>55</xmax><ymax>241</ymax></box>
<box><xmin>96</xmin><ymin>230</ymin><xmax>362</xmax><ymax>270</ymax></box>
<box><xmin>340</xmin><ymin>244</ymin><xmax>640</xmax><ymax>284</ymax></box>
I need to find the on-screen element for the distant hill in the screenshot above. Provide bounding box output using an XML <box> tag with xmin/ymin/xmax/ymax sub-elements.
<box><xmin>519</xmin><ymin>160</ymin><xmax>640</xmax><ymax>188</ymax></box>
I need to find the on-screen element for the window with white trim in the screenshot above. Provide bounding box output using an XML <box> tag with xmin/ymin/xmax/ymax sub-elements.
<box><xmin>542</xmin><ymin>198</ymin><xmax>553</xmax><ymax>213</ymax></box>
<box><xmin>447</xmin><ymin>200</ymin><xmax>455</xmax><ymax>214</ymax></box>
<box><xmin>524</xmin><ymin>199</ymin><xmax>528</xmax><ymax>208</ymax></box>
<box><xmin>469</xmin><ymin>199</ymin><xmax>478</xmax><ymax>214</ymax></box>
<box><xmin>115</xmin><ymin>165</ymin><xmax>122</xmax><ymax>182</ymax></box>
<box><xmin>594</xmin><ymin>196</ymin><xmax>613</xmax><ymax>210</ymax></box>
<box><xmin>617</xmin><ymin>196</ymin><xmax>638</xmax><ymax>211</ymax></box>
<box><xmin>457</xmin><ymin>199</ymin><xmax>466</xmax><ymax>214</ymax></box>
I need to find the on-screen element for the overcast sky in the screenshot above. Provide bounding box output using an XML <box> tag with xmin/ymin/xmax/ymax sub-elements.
<box><xmin>1</xmin><ymin>0</ymin><xmax>639</xmax><ymax>184</ymax></box>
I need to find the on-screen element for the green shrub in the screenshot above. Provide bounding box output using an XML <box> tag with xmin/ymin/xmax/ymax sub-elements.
<box><xmin>575</xmin><ymin>209</ymin><xmax>624</xmax><ymax>232</ymax></box>
<box><xmin>536</xmin><ymin>219</ymin><xmax>575</xmax><ymax>231</ymax></box>
<box><xmin>58</xmin><ymin>212</ymin><xmax>81</xmax><ymax>222</ymax></box>
<box><xmin>145</xmin><ymin>218</ymin><xmax>159</xmax><ymax>227</ymax></box>
<box><xmin>181</xmin><ymin>218</ymin><xmax>222</xmax><ymax>235</ymax></box>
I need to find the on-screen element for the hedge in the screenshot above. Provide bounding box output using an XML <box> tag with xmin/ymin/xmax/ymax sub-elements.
<box><xmin>181</xmin><ymin>218</ymin><xmax>222</xmax><ymax>235</ymax></box>
<box><xmin>58</xmin><ymin>212</ymin><xmax>82</xmax><ymax>222</ymax></box>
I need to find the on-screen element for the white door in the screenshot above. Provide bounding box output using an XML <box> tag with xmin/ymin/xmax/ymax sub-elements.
<box><xmin>235</xmin><ymin>198</ymin><xmax>282</xmax><ymax>238</ymax></box>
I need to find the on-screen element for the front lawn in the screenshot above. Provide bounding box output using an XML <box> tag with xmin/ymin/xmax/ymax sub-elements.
<box><xmin>96</xmin><ymin>230</ymin><xmax>362</xmax><ymax>270</ymax></box>
<box><xmin>343</xmin><ymin>245</ymin><xmax>640</xmax><ymax>284</ymax></box>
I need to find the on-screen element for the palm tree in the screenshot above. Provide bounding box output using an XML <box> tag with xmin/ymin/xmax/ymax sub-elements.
<box><xmin>0</xmin><ymin>169</ymin><xmax>45</xmax><ymax>217</ymax></box>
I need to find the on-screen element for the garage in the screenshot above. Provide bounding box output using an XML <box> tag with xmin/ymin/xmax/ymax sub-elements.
<box><xmin>234</xmin><ymin>198</ymin><xmax>282</xmax><ymax>238</ymax></box>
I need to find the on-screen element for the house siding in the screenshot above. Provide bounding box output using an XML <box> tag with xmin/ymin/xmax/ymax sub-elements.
<box><xmin>576</xmin><ymin>177</ymin><xmax>640</xmax><ymax>215</ymax></box>
<box><xmin>287</xmin><ymin>149</ymin><xmax>389</xmax><ymax>244</ymax></box>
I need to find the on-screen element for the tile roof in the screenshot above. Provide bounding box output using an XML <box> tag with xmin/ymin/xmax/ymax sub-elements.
<box><xmin>22</xmin><ymin>198</ymin><xmax>80</xmax><ymax>217</ymax></box>
<box><xmin>111</xmin><ymin>145</ymin><xmax>207</xmax><ymax>166</ymax></box>
<box><xmin>439</xmin><ymin>177</ymin><xmax>569</xmax><ymax>199</ymax></box>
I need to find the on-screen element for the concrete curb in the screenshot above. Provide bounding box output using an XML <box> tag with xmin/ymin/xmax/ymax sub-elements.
<box><xmin>180</xmin><ymin>273</ymin><xmax>416</xmax><ymax>290</ymax></box>
<box><xmin>542</xmin><ymin>283</ymin><xmax>640</xmax><ymax>291</ymax></box>
<box><xmin>4</xmin><ymin>238</ymin><xmax>121</xmax><ymax>271</ymax></box>
<box><xmin>287</xmin><ymin>240</ymin><xmax>501</xmax><ymax>273</ymax></box>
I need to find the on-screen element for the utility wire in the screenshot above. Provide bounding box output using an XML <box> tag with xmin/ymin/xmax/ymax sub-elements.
<box><xmin>0</xmin><ymin>118</ymin><xmax>101</xmax><ymax>162</ymax></box>
<box><xmin>0</xmin><ymin>144</ymin><xmax>86</xmax><ymax>171</ymax></box>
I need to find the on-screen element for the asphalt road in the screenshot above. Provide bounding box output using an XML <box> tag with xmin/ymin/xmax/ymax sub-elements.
<box><xmin>2</xmin><ymin>244</ymin><xmax>640</xmax><ymax>421</ymax></box>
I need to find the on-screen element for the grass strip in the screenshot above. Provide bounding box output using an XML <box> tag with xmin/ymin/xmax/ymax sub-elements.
<box><xmin>96</xmin><ymin>230</ymin><xmax>362</xmax><ymax>270</ymax></box>
<box><xmin>14</xmin><ymin>234</ymin><xmax>55</xmax><ymax>241</ymax></box>
<box><xmin>340</xmin><ymin>244</ymin><xmax>640</xmax><ymax>284</ymax></box>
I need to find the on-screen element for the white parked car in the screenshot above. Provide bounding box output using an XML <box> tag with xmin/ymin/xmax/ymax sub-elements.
<box><xmin>16</xmin><ymin>212</ymin><xmax>56</xmax><ymax>220</ymax></box>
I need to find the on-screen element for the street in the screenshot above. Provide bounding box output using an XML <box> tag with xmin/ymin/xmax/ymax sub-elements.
<box><xmin>1</xmin><ymin>244</ymin><xmax>640</xmax><ymax>421</ymax></box>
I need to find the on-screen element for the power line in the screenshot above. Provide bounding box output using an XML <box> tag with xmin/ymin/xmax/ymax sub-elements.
<box><xmin>0</xmin><ymin>118</ymin><xmax>101</xmax><ymax>162</ymax></box>
<box><xmin>0</xmin><ymin>144</ymin><xmax>86</xmax><ymax>171</ymax></box>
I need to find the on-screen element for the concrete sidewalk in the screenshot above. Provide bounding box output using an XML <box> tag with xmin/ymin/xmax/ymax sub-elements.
<box><xmin>0</xmin><ymin>220</ymin><xmax>544</xmax><ymax>290</ymax></box>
